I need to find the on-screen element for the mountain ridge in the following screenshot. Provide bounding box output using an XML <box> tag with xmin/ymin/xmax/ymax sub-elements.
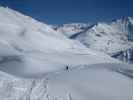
<box><xmin>53</xmin><ymin>16</ymin><xmax>133</xmax><ymax>63</ymax></box>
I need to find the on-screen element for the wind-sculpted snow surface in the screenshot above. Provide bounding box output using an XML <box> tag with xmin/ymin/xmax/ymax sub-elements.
<box><xmin>0</xmin><ymin>7</ymin><xmax>133</xmax><ymax>100</ymax></box>
<box><xmin>47</xmin><ymin>63</ymin><xmax>133</xmax><ymax>100</ymax></box>
<box><xmin>0</xmin><ymin>63</ymin><xmax>133</xmax><ymax>100</ymax></box>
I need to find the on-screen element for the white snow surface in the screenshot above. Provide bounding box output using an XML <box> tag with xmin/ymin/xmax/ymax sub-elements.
<box><xmin>47</xmin><ymin>63</ymin><xmax>133</xmax><ymax>100</ymax></box>
<box><xmin>0</xmin><ymin>63</ymin><xmax>133</xmax><ymax>100</ymax></box>
<box><xmin>0</xmin><ymin>7</ymin><xmax>132</xmax><ymax>100</ymax></box>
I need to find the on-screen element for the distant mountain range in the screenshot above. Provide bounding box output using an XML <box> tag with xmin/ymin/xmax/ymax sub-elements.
<box><xmin>53</xmin><ymin>17</ymin><xmax>133</xmax><ymax>63</ymax></box>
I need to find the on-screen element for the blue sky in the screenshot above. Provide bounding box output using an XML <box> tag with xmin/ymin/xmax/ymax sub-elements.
<box><xmin>0</xmin><ymin>0</ymin><xmax>133</xmax><ymax>25</ymax></box>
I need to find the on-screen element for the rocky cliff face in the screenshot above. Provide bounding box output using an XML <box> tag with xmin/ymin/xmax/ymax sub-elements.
<box><xmin>112</xmin><ymin>48</ymin><xmax>133</xmax><ymax>64</ymax></box>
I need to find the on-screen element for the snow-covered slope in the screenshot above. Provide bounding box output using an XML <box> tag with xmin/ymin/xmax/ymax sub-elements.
<box><xmin>0</xmin><ymin>7</ymin><xmax>133</xmax><ymax>100</ymax></box>
<box><xmin>71</xmin><ymin>17</ymin><xmax>133</xmax><ymax>63</ymax></box>
<box><xmin>0</xmin><ymin>63</ymin><xmax>133</xmax><ymax>100</ymax></box>
<box><xmin>52</xmin><ymin>23</ymin><xmax>91</xmax><ymax>37</ymax></box>
<box><xmin>47</xmin><ymin>63</ymin><xmax>133</xmax><ymax>100</ymax></box>
<box><xmin>0</xmin><ymin>7</ymin><xmax>119</xmax><ymax>77</ymax></box>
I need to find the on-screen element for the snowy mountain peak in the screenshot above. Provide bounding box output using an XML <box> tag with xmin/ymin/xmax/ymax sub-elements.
<box><xmin>113</xmin><ymin>16</ymin><xmax>133</xmax><ymax>40</ymax></box>
<box><xmin>117</xmin><ymin>16</ymin><xmax>133</xmax><ymax>23</ymax></box>
<box><xmin>71</xmin><ymin>17</ymin><xmax>133</xmax><ymax>56</ymax></box>
<box><xmin>52</xmin><ymin>23</ymin><xmax>91</xmax><ymax>37</ymax></box>
<box><xmin>111</xmin><ymin>16</ymin><xmax>132</xmax><ymax>23</ymax></box>
<box><xmin>112</xmin><ymin>16</ymin><xmax>133</xmax><ymax>31</ymax></box>
<box><xmin>0</xmin><ymin>6</ymin><xmax>65</xmax><ymax>38</ymax></box>
<box><xmin>62</xmin><ymin>23</ymin><xmax>90</xmax><ymax>28</ymax></box>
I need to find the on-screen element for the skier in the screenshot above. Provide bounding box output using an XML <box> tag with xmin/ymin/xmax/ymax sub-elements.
<box><xmin>66</xmin><ymin>65</ymin><xmax>69</xmax><ymax>71</ymax></box>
